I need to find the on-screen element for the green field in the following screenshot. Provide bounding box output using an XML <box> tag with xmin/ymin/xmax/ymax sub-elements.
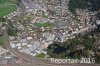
<box><xmin>34</xmin><ymin>22</ymin><xmax>51</xmax><ymax>27</ymax></box>
<box><xmin>0</xmin><ymin>0</ymin><xmax>18</xmax><ymax>4</ymax></box>
<box><xmin>0</xmin><ymin>0</ymin><xmax>20</xmax><ymax>17</ymax></box>
<box><xmin>0</xmin><ymin>5</ymin><xmax>16</xmax><ymax>17</ymax></box>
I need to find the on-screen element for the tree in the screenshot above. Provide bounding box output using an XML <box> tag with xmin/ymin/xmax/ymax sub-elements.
<box><xmin>0</xmin><ymin>17</ymin><xmax>6</xmax><ymax>22</ymax></box>
<box><xmin>47</xmin><ymin>30</ymin><xmax>97</xmax><ymax>59</ymax></box>
<box><xmin>95</xmin><ymin>55</ymin><xmax>100</xmax><ymax>63</ymax></box>
<box><xmin>47</xmin><ymin>42</ymin><xmax>67</xmax><ymax>58</ymax></box>
<box><xmin>68</xmin><ymin>0</ymin><xmax>100</xmax><ymax>16</ymax></box>
<box><xmin>7</xmin><ymin>24</ymin><xmax>18</xmax><ymax>36</ymax></box>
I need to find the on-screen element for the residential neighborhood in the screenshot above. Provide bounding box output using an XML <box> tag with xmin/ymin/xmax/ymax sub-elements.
<box><xmin>0</xmin><ymin>0</ymin><xmax>100</xmax><ymax>66</ymax></box>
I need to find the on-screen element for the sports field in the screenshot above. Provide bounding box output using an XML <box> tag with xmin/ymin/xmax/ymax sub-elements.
<box><xmin>0</xmin><ymin>5</ymin><xmax>16</xmax><ymax>17</ymax></box>
<box><xmin>0</xmin><ymin>0</ymin><xmax>17</xmax><ymax>17</ymax></box>
<box><xmin>0</xmin><ymin>0</ymin><xmax>18</xmax><ymax>4</ymax></box>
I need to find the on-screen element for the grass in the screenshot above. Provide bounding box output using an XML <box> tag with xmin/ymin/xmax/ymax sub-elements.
<box><xmin>35</xmin><ymin>53</ymin><xmax>46</xmax><ymax>58</ymax></box>
<box><xmin>0</xmin><ymin>0</ymin><xmax>19</xmax><ymax>17</ymax></box>
<box><xmin>43</xmin><ymin>15</ymin><xmax>48</xmax><ymax>18</ymax></box>
<box><xmin>0</xmin><ymin>36</ymin><xmax>3</xmax><ymax>46</ymax></box>
<box><xmin>0</xmin><ymin>0</ymin><xmax>18</xmax><ymax>4</ymax></box>
<box><xmin>34</xmin><ymin>22</ymin><xmax>51</xmax><ymax>27</ymax></box>
<box><xmin>0</xmin><ymin>5</ymin><xmax>16</xmax><ymax>17</ymax></box>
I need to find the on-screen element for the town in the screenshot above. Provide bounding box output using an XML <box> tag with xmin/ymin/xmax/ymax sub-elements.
<box><xmin>0</xmin><ymin>0</ymin><xmax>100</xmax><ymax>66</ymax></box>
